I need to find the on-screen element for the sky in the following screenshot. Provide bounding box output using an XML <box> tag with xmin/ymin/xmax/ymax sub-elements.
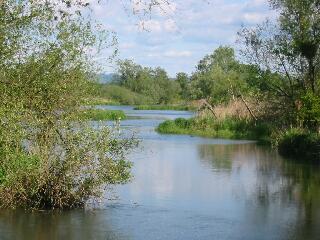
<box><xmin>88</xmin><ymin>0</ymin><xmax>276</xmax><ymax>77</ymax></box>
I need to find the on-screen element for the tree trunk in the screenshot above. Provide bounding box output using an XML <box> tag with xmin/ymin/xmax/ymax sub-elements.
<box><xmin>200</xmin><ymin>99</ymin><xmax>216</xmax><ymax>118</ymax></box>
<box><xmin>239</xmin><ymin>94</ymin><xmax>257</xmax><ymax>122</ymax></box>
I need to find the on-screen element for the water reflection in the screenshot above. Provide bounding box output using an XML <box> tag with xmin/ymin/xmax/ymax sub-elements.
<box><xmin>196</xmin><ymin>143</ymin><xmax>320</xmax><ymax>239</ymax></box>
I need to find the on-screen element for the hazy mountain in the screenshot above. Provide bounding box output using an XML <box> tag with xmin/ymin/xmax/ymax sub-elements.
<box><xmin>98</xmin><ymin>73</ymin><xmax>117</xmax><ymax>84</ymax></box>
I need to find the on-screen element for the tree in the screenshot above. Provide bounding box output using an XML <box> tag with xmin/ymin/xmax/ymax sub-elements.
<box><xmin>190</xmin><ymin>46</ymin><xmax>251</xmax><ymax>104</ymax></box>
<box><xmin>238</xmin><ymin>0</ymin><xmax>320</xmax><ymax>129</ymax></box>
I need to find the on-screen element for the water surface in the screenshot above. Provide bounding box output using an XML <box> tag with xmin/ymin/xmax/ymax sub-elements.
<box><xmin>1</xmin><ymin>106</ymin><xmax>320</xmax><ymax>240</ymax></box>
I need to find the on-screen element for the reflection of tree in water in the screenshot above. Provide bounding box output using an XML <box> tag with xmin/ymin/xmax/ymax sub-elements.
<box><xmin>197</xmin><ymin>143</ymin><xmax>267</xmax><ymax>172</ymax></box>
<box><xmin>0</xmin><ymin>210</ymin><xmax>130</xmax><ymax>240</ymax></box>
<box><xmin>198</xmin><ymin>143</ymin><xmax>320</xmax><ymax>239</ymax></box>
<box><xmin>246</xmin><ymin>147</ymin><xmax>320</xmax><ymax>240</ymax></box>
<box><xmin>280</xmin><ymin>160</ymin><xmax>320</xmax><ymax>240</ymax></box>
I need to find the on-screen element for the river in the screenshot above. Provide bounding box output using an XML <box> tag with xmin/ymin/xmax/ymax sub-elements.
<box><xmin>0</xmin><ymin>106</ymin><xmax>320</xmax><ymax>240</ymax></box>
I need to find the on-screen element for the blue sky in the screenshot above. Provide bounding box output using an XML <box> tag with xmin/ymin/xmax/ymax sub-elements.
<box><xmin>88</xmin><ymin>0</ymin><xmax>276</xmax><ymax>77</ymax></box>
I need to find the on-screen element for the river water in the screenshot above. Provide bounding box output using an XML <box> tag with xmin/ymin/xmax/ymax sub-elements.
<box><xmin>1</xmin><ymin>106</ymin><xmax>320</xmax><ymax>240</ymax></box>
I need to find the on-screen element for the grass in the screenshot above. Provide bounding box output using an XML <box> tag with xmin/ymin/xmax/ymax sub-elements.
<box><xmin>277</xmin><ymin>129</ymin><xmax>320</xmax><ymax>161</ymax></box>
<box><xmin>134</xmin><ymin>105</ymin><xmax>195</xmax><ymax>111</ymax></box>
<box><xmin>78</xmin><ymin>109</ymin><xmax>126</xmax><ymax>121</ymax></box>
<box><xmin>156</xmin><ymin>117</ymin><xmax>271</xmax><ymax>144</ymax></box>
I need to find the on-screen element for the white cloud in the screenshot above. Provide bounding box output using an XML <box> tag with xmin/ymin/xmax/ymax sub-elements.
<box><xmin>164</xmin><ymin>50</ymin><xmax>192</xmax><ymax>57</ymax></box>
<box><xmin>147</xmin><ymin>50</ymin><xmax>192</xmax><ymax>58</ymax></box>
<box><xmin>138</xmin><ymin>20</ymin><xmax>162</xmax><ymax>32</ymax></box>
<box><xmin>243</xmin><ymin>12</ymin><xmax>269</xmax><ymax>23</ymax></box>
<box><xmin>164</xmin><ymin>19</ymin><xmax>178</xmax><ymax>33</ymax></box>
<box><xmin>119</xmin><ymin>42</ymin><xmax>136</xmax><ymax>49</ymax></box>
<box><xmin>88</xmin><ymin>0</ymin><xmax>275</xmax><ymax>76</ymax></box>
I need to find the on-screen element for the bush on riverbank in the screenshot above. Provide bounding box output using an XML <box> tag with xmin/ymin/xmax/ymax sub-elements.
<box><xmin>0</xmin><ymin>125</ymin><xmax>135</xmax><ymax>209</ymax></box>
<box><xmin>157</xmin><ymin>117</ymin><xmax>271</xmax><ymax>143</ymax></box>
<box><xmin>78</xmin><ymin>109</ymin><xmax>126</xmax><ymax>121</ymax></box>
<box><xmin>277</xmin><ymin>129</ymin><xmax>320</xmax><ymax>161</ymax></box>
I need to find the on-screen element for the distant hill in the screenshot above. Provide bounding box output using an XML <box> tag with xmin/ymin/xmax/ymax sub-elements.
<box><xmin>98</xmin><ymin>73</ymin><xmax>117</xmax><ymax>84</ymax></box>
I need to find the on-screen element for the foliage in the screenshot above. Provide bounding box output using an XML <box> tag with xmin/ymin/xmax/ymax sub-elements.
<box><xmin>176</xmin><ymin>72</ymin><xmax>191</xmax><ymax>100</ymax></box>
<box><xmin>299</xmin><ymin>91</ymin><xmax>320</xmax><ymax>130</ymax></box>
<box><xmin>189</xmin><ymin>46</ymin><xmax>260</xmax><ymax>105</ymax></box>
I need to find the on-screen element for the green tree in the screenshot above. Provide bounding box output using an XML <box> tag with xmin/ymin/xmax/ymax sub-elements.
<box><xmin>190</xmin><ymin>46</ymin><xmax>252</xmax><ymax>104</ymax></box>
<box><xmin>176</xmin><ymin>72</ymin><xmax>190</xmax><ymax>99</ymax></box>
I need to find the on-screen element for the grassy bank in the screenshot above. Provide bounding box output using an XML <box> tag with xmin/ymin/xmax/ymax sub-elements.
<box><xmin>78</xmin><ymin>109</ymin><xmax>126</xmax><ymax>121</ymax></box>
<box><xmin>278</xmin><ymin>129</ymin><xmax>320</xmax><ymax>161</ymax></box>
<box><xmin>134</xmin><ymin>105</ymin><xmax>195</xmax><ymax>111</ymax></box>
<box><xmin>84</xmin><ymin>97</ymin><xmax>120</xmax><ymax>106</ymax></box>
<box><xmin>157</xmin><ymin>117</ymin><xmax>271</xmax><ymax>144</ymax></box>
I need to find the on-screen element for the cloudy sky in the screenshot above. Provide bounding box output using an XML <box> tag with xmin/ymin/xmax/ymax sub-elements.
<box><xmin>89</xmin><ymin>0</ymin><xmax>276</xmax><ymax>77</ymax></box>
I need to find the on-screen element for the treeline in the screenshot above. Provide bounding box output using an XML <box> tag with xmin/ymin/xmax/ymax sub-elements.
<box><xmin>98</xmin><ymin>48</ymin><xmax>260</xmax><ymax>106</ymax></box>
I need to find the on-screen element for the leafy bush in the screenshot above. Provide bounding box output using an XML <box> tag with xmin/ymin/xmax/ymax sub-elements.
<box><xmin>0</xmin><ymin>125</ymin><xmax>136</xmax><ymax>209</ymax></box>
<box><xmin>299</xmin><ymin>92</ymin><xmax>320</xmax><ymax>131</ymax></box>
